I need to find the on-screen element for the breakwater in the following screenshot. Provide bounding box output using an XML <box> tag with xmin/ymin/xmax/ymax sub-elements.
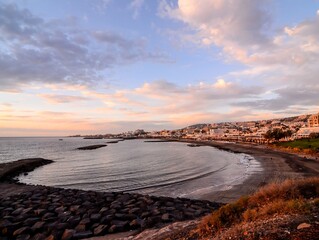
<box><xmin>0</xmin><ymin>159</ymin><xmax>222</xmax><ymax>239</ymax></box>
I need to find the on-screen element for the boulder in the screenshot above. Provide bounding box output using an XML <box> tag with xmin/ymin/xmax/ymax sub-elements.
<box><xmin>73</xmin><ymin>231</ymin><xmax>93</xmax><ymax>239</ymax></box>
<box><xmin>61</xmin><ymin>229</ymin><xmax>75</xmax><ymax>240</ymax></box>
<box><xmin>93</xmin><ymin>224</ymin><xmax>108</xmax><ymax>236</ymax></box>
<box><xmin>13</xmin><ymin>226</ymin><xmax>30</xmax><ymax>236</ymax></box>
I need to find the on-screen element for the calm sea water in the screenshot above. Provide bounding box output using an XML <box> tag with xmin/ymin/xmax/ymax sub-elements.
<box><xmin>0</xmin><ymin>137</ymin><xmax>261</xmax><ymax>199</ymax></box>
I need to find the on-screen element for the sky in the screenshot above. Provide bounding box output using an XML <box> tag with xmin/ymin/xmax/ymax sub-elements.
<box><xmin>1</xmin><ymin>0</ymin><xmax>319</xmax><ymax>136</ymax></box>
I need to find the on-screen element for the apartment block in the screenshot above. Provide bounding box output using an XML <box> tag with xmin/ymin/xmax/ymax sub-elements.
<box><xmin>308</xmin><ymin>113</ymin><xmax>319</xmax><ymax>127</ymax></box>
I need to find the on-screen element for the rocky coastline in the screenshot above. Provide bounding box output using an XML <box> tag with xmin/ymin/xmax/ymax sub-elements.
<box><xmin>0</xmin><ymin>158</ymin><xmax>222</xmax><ymax>240</ymax></box>
<box><xmin>77</xmin><ymin>145</ymin><xmax>107</xmax><ymax>150</ymax></box>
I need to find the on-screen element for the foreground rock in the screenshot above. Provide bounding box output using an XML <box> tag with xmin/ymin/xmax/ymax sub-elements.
<box><xmin>0</xmin><ymin>187</ymin><xmax>221</xmax><ymax>239</ymax></box>
<box><xmin>77</xmin><ymin>145</ymin><xmax>107</xmax><ymax>150</ymax></box>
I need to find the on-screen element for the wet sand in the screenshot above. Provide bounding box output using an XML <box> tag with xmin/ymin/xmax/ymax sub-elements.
<box><xmin>188</xmin><ymin>141</ymin><xmax>319</xmax><ymax>202</ymax></box>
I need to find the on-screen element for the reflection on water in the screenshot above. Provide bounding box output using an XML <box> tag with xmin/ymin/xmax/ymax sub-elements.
<box><xmin>0</xmin><ymin>137</ymin><xmax>262</xmax><ymax>199</ymax></box>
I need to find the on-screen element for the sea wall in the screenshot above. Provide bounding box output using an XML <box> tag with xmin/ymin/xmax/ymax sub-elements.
<box><xmin>0</xmin><ymin>159</ymin><xmax>222</xmax><ymax>239</ymax></box>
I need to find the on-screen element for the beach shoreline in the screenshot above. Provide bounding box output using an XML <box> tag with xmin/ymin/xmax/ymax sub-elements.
<box><xmin>174</xmin><ymin>139</ymin><xmax>319</xmax><ymax>202</ymax></box>
<box><xmin>1</xmin><ymin>140</ymin><xmax>319</xmax><ymax>239</ymax></box>
<box><xmin>2</xmin><ymin>140</ymin><xmax>319</xmax><ymax>201</ymax></box>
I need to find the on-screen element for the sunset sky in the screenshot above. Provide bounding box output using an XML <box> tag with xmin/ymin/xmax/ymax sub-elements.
<box><xmin>1</xmin><ymin>0</ymin><xmax>319</xmax><ymax>136</ymax></box>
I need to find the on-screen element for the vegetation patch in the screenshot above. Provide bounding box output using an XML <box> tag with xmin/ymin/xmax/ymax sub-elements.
<box><xmin>196</xmin><ymin>177</ymin><xmax>319</xmax><ymax>238</ymax></box>
<box><xmin>275</xmin><ymin>137</ymin><xmax>319</xmax><ymax>152</ymax></box>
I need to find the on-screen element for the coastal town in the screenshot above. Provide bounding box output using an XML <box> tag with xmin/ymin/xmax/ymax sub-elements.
<box><xmin>75</xmin><ymin>112</ymin><xmax>319</xmax><ymax>144</ymax></box>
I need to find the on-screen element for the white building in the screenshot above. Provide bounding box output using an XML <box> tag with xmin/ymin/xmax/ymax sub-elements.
<box><xmin>296</xmin><ymin>127</ymin><xmax>319</xmax><ymax>138</ymax></box>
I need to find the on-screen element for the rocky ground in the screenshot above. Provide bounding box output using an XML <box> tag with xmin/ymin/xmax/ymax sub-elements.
<box><xmin>155</xmin><ymin>211</ymin><xmax>319</xmax><ymax>240</ymax></box>
<box><xmin>0</xmin><ymin>158</ymin><xmax>222</xmax><ymax>240</ymax></box>
<box><xmin>0</xmin><ymin>186</ymin><xmax>221</xmax><ymax>240</ymax></box>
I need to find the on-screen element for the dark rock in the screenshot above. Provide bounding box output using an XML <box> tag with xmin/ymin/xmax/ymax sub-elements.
<box><xmin>73</xmin><ymin>231</ymin><xmax>93</xmax><ymax>239</ymax></box>
<box><xmin>129</xmin><ymin>207</ymin><xmax>140</xmax><ymax>214</ymax></box>
<box><xmin>3</xmin><ymin>215</ymin><xmax>14</xmax><ymax>221</ymax></box>
<box><xmin>69</xmin><ymin>205</ymin><xmax>80</xmax><ymax>212</ymax></box>
<box><xmin>161</xmin><ymin>213</ymin><xmax>171</xmax><ymax>222</ymax></box>
<box><xmin>55</xmin><ymin>206</ymin><xmax>66</xmax><ymax>213</ymax></box>
<box><xmin>124</xmin><ymin>200</ymin><xmax>136</xmax><ymax>207</ymax></box>
<box><xmin>56</xmin><ymin>222</ymin><xmax>69</xmax><ymax>230</ymax></box>
<box><xmin>12</xmin><ymin>207</ymin><xmax>24</xmax><ymax>215</ymax></box>
<box><xmin>67</xmin><ymin>216</ymin><xmax>81</xmax><ymax>228</ymax></box>
<box><xmin>77</xmin><ymin>145</ymin><xmax>107</xmax><ymax>150</ymax></box>
<box><xmin>117</xmin><ymin>194</ymin><xmax>131</xmax><ymax>203</ymax></box>
<box><xmin>0</xmin><ymin>219</ymin><xmax>13</xmax><ymax>228</ymax></box>
<box><xmin>145</xmin><ymin>216</ymin><xmax>161</xmax><ymax>228</ymax></box>
<box><xmin>24</xmin><ymin>218</ymin><xmax>40</xmax><ymax>226</ymax></box>
<box><xmin>114</xmin><ymin>213</ymin><xmax>125</xmax><ymax>219</ymax></box>
<box><xmin>50</xmin><ymin>230</ymin><xmax>63</xmax><ymax>240</ymax></box>
<box><xmin>90</xmin><ymin>213</ymin><xmax>101</xmax><ymax>222</ymax></box>
<box><xmin>16</xmin><ymin>234</ymin><xmax>31</xmax><ymax>240</ymax></box>
<box><xmin>22</xmin><ymin>208</ymin><xmax>33</xmax><ymax>215</ymax></box>
<box><xmin>93</xmin><ymin>224</ymin><xmax>108</xmax><ymax>236</ymax></box>
<box><xmin>31</xmin><ymin>233</ymin><xmax>46</xmax><ymax>240</ymax></box>
<box><xmin>129</xmin><ymin>219</ymin><xmax>140</xmax><ymax>229</ymax></box>
<box><xmin>31</xmin><ymin>221</ymin><xmax>45</xmax><ymax>231</ymax></box>
<box><xmin>184</xmin><ymin>211</ymin><xmax>195</xmax><ymax>218</ymax></box>
<box><xmin>61</xmin><ymin>229</ymin><xmax>75</xmax><ymax>240</ymax></box>
<box><xmin>109</xmin><ymin>220</ymin><xmax>129</xmax><ymax>233</ymax></box>
<box><xmin>75</xmin><ymin>224</ymin><xmax>86</xmax><ymax>232</ymax></box>
<box><xmin>166</xmin><ymin>207</ymin><xmax>175</xmax><ymax>211</ymax></box>
<box><xmin>141</xmin><ymin>211</ymin><xmax>151</xmax><ymax>218</ymax></box>
<box><xmin>79</xmin><ymin>218</ymin><xmax>91</xmax><ymax>226</ymax></box>
<box><xmin>151</xmin><ymin>208</ymin><xmax>161</xmax><ymax>215</ymax></box>
<box><xmin>165</xmin><ymin>201</ymin><xmax>175</xmax><ymax>207</ymax></box>
<box><xmin>46</xmin><ymin>222</ymin><xmax>58</xmax><ymax>232</ymax></box>
<box><xmin>42</xmin><ymin>212</ymin><xmax>55</xmax><ymax>220</ymax></box>
<box><xmin>13</xmin><ymin>226</ymin><xmax>30</xmax><ymax>236</ymax></box>
<box><xmin>124</xmin><ymin>214</ymin><xmax>137</xmax><ymax>221</ymax></box>
<box><xmin>34</xmin><ymin>209</ymin><xmax>46</xmax><ymax>216</ymax></box>
<box><xmin>45</xmin><ymin>235</ymin><xmax>55</xmax><ymax>240</ymax></box>
<box><xmin>101</xmin><ymin>215</ymin><xmax>113</xmax><ymax>224</ymax></box>
<box><xmin>99</xmin><ymin>207</ymin><xmax>108</xmax><ymax>213</ymax></box>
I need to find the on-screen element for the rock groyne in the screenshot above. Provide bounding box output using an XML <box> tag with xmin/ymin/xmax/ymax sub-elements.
<box><xmin>0</xmin><ymin>159</ymin><xmax>222</xmax><ymax>239</ymax></box>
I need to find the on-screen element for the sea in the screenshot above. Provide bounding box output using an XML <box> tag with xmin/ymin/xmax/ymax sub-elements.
<box><xmin>0</xmin><ymin>137</ymin><xmax>262</xmax><ymax>199</ymax></box>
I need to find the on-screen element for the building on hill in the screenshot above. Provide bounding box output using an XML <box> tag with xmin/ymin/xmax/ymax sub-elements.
<box><xmin>296</xmin><ymin>127</ymin><xmax>319</xmax><ymax>138</ymax></box>
<box><xmin>308</xmin><ymin>113</ymin><xmax>319</xmax><ymax>127</ymax></box>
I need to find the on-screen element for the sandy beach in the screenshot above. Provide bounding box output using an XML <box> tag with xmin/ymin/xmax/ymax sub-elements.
<box><xmin>189</xmin><ymin>140</ymin><xmax>319</xmax><ymax>202</ymax></box>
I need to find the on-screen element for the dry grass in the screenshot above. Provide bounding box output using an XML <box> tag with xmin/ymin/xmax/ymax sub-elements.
<box><xmin>197</xmin><ymin>177</ymin><xmax>319</xmax><ymax>238</ymax></box>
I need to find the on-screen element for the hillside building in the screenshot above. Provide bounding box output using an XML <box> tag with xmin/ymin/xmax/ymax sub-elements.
<box><xmin>308</xmin><ymin>113</ymin><xmax>319</xmax><ymax>127</ymax></box>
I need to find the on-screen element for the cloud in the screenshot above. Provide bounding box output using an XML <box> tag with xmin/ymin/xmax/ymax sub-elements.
<box><xmin>38</xmin><ymin>94</ymin><xmax>91</xmax><ymax>104</ymax></box>
<box><xmin>130</xmin><ymin>0</ymin><xmax>145</xmax><ymax>19</ymax></box>
<box><xmin>95</xmin><ymin>79</ymin><xmax>264</xmax><ymax>120</ymax></box>
<box><xmin>0</xmin><ymin>3</ymin><xmax>170</xmax><ymax>92</ymax></box>
<box><xmin>160</xmin><ymin>0</ymin><xmax>271</xmax><ymax>55</ymax></box>
<box><xmin>233</xmin><ymin>85</ymin><xmax>319</xmax><ymax>112</ymax></box>
<box><xmin>159</xmin><ymin>0</ymin><xmax>319</xmax><ymax>69</ymax></box>
<box><xmin>159</xmin><ymin>0</ymin><xmax>319</xmax><ymax>117</ymax></box>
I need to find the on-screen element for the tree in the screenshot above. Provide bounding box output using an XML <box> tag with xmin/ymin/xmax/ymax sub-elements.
<box><xmin>309</xmin><ymin>132</ymin><xmax>319</xmax><ymax>139</ymax></box>
<box><xmin>264</xmin><ymin>128</ymin><xmax>291</xmax><ymax>141</ymax></box>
